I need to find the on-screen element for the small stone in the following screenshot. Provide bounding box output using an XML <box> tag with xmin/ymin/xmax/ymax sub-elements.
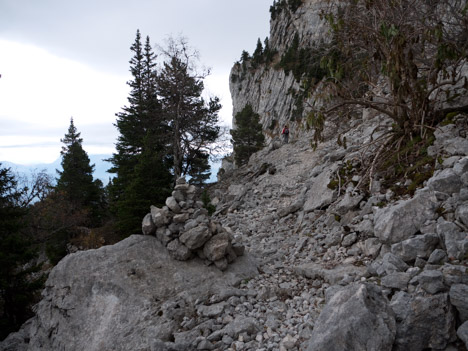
<box><xmin>427</xmin><ymin>249</ymin><xmax>448</xmax><ymax>265</ymax></box>
<box><xmin>417</xmin><ymin>270</ymin><xmax>446</xmax><ymax>294</ymax></box>
<box><xmin>142</xmin><ymin>213</ymin><xmax>155</xmax><ymax>235</ymax></box>
<box><xmin>341</xmin><ymin>233</ymin><xmax>358</xmax><ymax>247</ymax></box>
<box><xmin>166</xmin><ymin>196</ymin><xmax>181</xmax><ymax>214</ymax></box>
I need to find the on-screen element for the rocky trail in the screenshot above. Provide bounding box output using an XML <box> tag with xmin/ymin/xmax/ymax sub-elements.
<box><xmin>3</xmin><ymin>112</ymin><xmax>468</xmax><ymax>351</ymax></box>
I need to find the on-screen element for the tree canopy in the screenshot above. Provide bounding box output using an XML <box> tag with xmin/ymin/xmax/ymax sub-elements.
<box><xmin>108</xmin><ymin>32</ymin><xmax>221</xmax><ymax>234</ymax></box>
<box><xmin>231</xmin><ymin>104</ymin><xmax>265</xmax><ymax>166</ymax></box>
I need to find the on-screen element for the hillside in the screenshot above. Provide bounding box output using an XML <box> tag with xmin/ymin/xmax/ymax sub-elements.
<box><xmin>2</xmin><ymin>0</ymin><xmax>468</xmax><ymax>350</ymax></box>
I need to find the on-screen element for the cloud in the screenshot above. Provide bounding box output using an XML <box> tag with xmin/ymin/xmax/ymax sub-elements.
<box><xmin>0</xmin><ymin>0</ymin><xmax>272</xmax><ymax>165</ymax></box>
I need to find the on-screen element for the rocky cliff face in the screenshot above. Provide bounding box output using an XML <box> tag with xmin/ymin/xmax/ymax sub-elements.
<box><xmin>229</xmin><ymin>0</ymin><xmax>327</xmax><ymax>143</ymax></box>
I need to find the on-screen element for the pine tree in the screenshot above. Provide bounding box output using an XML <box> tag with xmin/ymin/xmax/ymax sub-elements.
<box><xmin>252</xmin><ymin>38</ymin><xmax>264</xmax><ymax>67</ymax></box>
<box><xmin>56</xmin><ymin>118</ymin><xmax>103</xmax><ymax>222</ymax></box>
<box><xmin>0</xmin><ymin>165</ymin><xmax>44</xmax><ymax>340</ymax></box>
<box><xmin>108</xmin><ymin>31</ymin><xmax>172</xmax><ymax>234</ymax></box>
<box><xmin>231</xmin><ymin>104</ymin><xmax>265</xmax><ymax>166</ymax></box>
<box><xmin>156</xmin><ymin>37</ymin><xmax>221</xmax><ymax>181</ymax></box>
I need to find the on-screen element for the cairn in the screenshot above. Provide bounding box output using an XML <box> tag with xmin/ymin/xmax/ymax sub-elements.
<box><xmin>142</xmin><ymin>178</ymin><xmax>245</xmax><ymax>270</ymax></box>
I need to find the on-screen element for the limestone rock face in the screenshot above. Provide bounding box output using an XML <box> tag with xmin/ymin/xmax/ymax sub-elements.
<box><xmin>1</xmin><ymin>235</ymin><xmax>258</xmax><ymax>351</ymax></box>
<box><xmin>229</xmin><ymin>0</ymin><xmax>329</xmax><ymax>143</ymax></box>
<box><xmin>306</xmin><ymin>284</ymin><xmax>396</xmax><ymax>351</ymax></box>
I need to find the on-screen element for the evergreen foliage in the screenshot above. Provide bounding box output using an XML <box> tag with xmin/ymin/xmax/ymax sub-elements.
<box><xmin>156</xmin><ymin>37</ymin><xmax>221</xmax><ymax>181</ymax></box>
<box><xmin>270</xmin><ymin>0</ymin><xmax>304</xmax><ymax>20</ymax></box>
<box><xmin>0</xmin><ymin>165</ymin><xmax>44</xmax><ymax>340</ymax></box>
<box><xmin>231</xmin><ymin>104</ymin><xmax>265</xmax><ymax>166</ymax></box>
<box><xmin>109</xmin><ymin>33</ymin><xmax>220</xmax><ymax>234</ymax></box>
<box><xmin>56</xmin><ymin>118</ymin><xmax>104</xmax><ymax>224</ymax></box>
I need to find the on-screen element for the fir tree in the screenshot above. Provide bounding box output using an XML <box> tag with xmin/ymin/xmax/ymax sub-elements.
<box><xmin>231</xmin><ymin>104</ymin><xmax>265</xmax><ymax>166</ymax></box>
<box><xmin>0</xmin><ymin>165</ymin><xmax>44</xmax><ymax>340</ymax></box>
<box><xmin>108</xmin><ymin>30</ymin><xmax>172</xmax><ymax>234</ymax></box>
<box><xmin>156</xmin><ymin>37</ymin><xmax>221</xmax><ymax>181</ymax></box>
<box><xmin>56</xmin><ymin>118</ymin><xmax>104</xmax><ymax>222</ymax></box>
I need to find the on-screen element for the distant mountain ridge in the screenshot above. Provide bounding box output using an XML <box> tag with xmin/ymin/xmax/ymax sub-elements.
<box><xmin>2</xmin><ymin>154</ymin><xmax>221</xmax><ymax>184</ymax></box>
<box><xmin>1</xmin><ymin>154</ymin><xmax>114</xmax><ymax>185</ymax></box>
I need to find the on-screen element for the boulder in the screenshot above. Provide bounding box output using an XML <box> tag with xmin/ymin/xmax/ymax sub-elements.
<box><xmin>437</xmin><ymin>219</ymin><xmax>468</xmax><ymax>260</ymax></box>
<box><xmin>167</xmin><ymin>239</ymin><xmax>192</xmax><ymax>261</ymax></box>
<box><xmin>427</xmin><ymin>168</ymin><xmax>463</xmax><ymax>195</ymax></box>
<box><xmin>455</xmin><ymin>204</ymin><xmax>468</xmax><ymax>228</ymax></box>
<box><xmin>390</xmin><ymin>233</ymin><xmax>439</xmax><ymax>262</ymax></box>
<box><xmin>303</xmin><ymin>169</ymin><xmax>338</xmax><ymax>212</ymax></box>
<box><xmin>391</xmin><ymin>293</ymin><xmax>456</xmax><ymax>351</ymax></box>
<box><xmin>203</xmin><ymin>233</ymin><xmax>231</xmax><ymax>262</ymax></box>
<box><xmin>374</xmin><ymin>190</ymin><xmax>439</xmax><ymax>244</ymax></box>
<box><xmin>306</xmin><ymin>284</ymin><xmax>396</xmax><ymax>351</ymax></box>
<box><xmin>415</xmin><ymin>270</ymin><xmax>446</xmax><ymax>294</ymax></box>
<box><xmin>165</xmin><ymin>196</ymin><xmax>181</xmax><ymax>214</ymax></box>
<box><xmin>335</xmin><ymin>192</ymin><xmax>364</xmax><ymax>215</ymax></box>
<box><xmin>0</xmin><ymin>236</ymin><xmax>258</xmax><ymax>351</ymax></box>
<box><xmin>179</xmin><ymin>225</ymin><xmax>212</xmax><ymax>250</ymax></box>
<box><xmin>370</xmin><ymin>253</ymin><xmax>409</xmax><ymax>277</ymax></box>
<box><xmin>381</xmin><ymin>272</ymin><xmax>411</xmax><ymax>290</ymax></box>
<box><xmin>151</xmin><ymin>206</ymin><xmax>170</xmax><ymax>227</ymax></box>
<box><xmin>449</xmin><ymin>284</ymin><xmax>468</xmax><ymax>322</ymax></box>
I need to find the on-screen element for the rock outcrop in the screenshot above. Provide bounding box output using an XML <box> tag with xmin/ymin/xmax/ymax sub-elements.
<box><xmin>229</xmin><ymin>0</ymin><xmax>329</xmax><ymax>143</ymax></box>
<box><xmin>0</xmin><ymin>235</ymin><xmax>258</xmax><ymax>351</ymax></box>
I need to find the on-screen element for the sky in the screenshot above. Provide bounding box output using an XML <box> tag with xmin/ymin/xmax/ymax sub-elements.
<box><xmin>0</xmin><ymin>0</ymin><xmax>273</xmax><ymax>165</ymax></box>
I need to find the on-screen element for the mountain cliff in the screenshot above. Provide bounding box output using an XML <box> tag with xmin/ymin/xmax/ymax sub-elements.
<box><xmin>229</xmin><ymin>0</ymin><xmax>327</xmax><ymax>143</ymax></box>
<box><xmin>3</xmin><ymin>1</ymin><xmax>468</xmax><ymax>350</ymax></box>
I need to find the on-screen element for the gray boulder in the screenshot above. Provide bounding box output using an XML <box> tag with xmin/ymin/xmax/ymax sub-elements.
<box><xmin>0</xmin><ymin>235</ymin><xmax>258</xmax><ymax>351</ymax></box>
<box><xmin>390</xmin><ymin>233</ymin><xmax>439</xmax><ymax>262</ymax></box>
<box><xmin>381</xmin><ymin>272</ymin><xmax>411</xmax><ymax>290</ymax></box>
<box><xmin>370</xmin><ymin>253</ymin><xmax>409</xmax><ymax>277</ymax></box>
<box><xmin>449</xmin><ymin>284</ymin><xmax>468</xmax><ymax>322</ymax></box>
<box><xmin>179</xmin><ymin>225</ymin><xmax>212</xmax><ymax>250</ymax></box>
<box><xmin>437</xmin><ymin>219</ymin><xmax>468</xmax><ymax>260</ymax></box>
<box><xmin>303</xmin><ymin>169</ymin><xmax>337</xmax><ymax>212</ymax></box>
<box><xmin>306</xmin><ymin>284</ymin><xmax>396</xmax><ymax>351</ymax></box>
<box><xmin>165</xmin><ymin>196</ymin><xmax>181</xmax><ymax>214</ymax></box>
<box><xmin>167</xmin><ymin>239</ymin><xmax>192</xmax><ymax>261</ymax></box>
<box><xmin>151</xmin><ymin>206</ymin><xmax>170</xmax><ymax>227</ymax></box>
<box><xmin>455</xmin><ymin>203</ymin><xmax>468</xmax><ymax>227</ymax></box>
<box><xmin>391</xmin><ymin>293</ymin><xmax>456</xmax><ymax>351</ymax></box>
<box><xmin>415</xmin><ymin>270</ymin><xmax>446</xmax><ymax>294</ymax></box>
<box><xmin>203</xmin><ymin>233</ymin><xmax>231</xmax><ymax>262</ymax></box>
<box><xmin>295</xmin><ymin>263</ymin><xmax>366</xmax><ymax>285</ymax></box>
<box><xmin>427</xmin><ymin>168</ymin><xmax>463</xmax><ymax>195</ymax></box>
<box><xmin>374</xmin><ymin>190</ymin><xmax>439</xmax><ymax>244</ymax></box>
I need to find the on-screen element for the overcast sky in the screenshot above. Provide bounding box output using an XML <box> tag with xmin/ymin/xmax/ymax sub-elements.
<box><xmin>0</xmin><ymin>0</ymin><xmax>273</xmax><ymax>165</ymax></box>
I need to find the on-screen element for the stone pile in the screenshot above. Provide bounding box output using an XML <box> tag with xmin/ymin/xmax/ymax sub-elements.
<box><xmin>141</xmin><ymin>178</ymin><xmax>245</xmax><ymax>270</ymax></box>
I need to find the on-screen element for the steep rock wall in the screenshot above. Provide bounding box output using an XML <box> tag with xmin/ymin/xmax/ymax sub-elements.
<box><xmin>229</xmin><ymin>0</ymin><xmax>328</xmax><ymax>142</ymax></box>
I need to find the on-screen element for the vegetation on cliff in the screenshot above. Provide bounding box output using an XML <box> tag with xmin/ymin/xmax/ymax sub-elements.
<box><xmin>231</xmin><ymin>104</ymin><xmax>265</xmax><ymax>166</ymax></box>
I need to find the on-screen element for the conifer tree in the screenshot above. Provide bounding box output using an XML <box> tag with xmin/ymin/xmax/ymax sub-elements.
<box><xmin>108</xmin><ymin>30</ymin><xmax>172</xmax><ymax>234</ymax></box>
<box><xmin>156</xmin><ymin>37</ymin><xmax>221</xmax><ymax>181</ymax></box>
<box><xmin>231</xmin><ymin>104</ymin><xmax>265</xmax><ymax>166</ymax></box>
<box><xmin>56</xmin><ymin>118</ymin><xmax>103</xmax><ymax>222</ymax></box>
<box><xmin>0</xmin><ymin>165</ymin><xmax>43</xmax><ymax>339</ymax></box>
